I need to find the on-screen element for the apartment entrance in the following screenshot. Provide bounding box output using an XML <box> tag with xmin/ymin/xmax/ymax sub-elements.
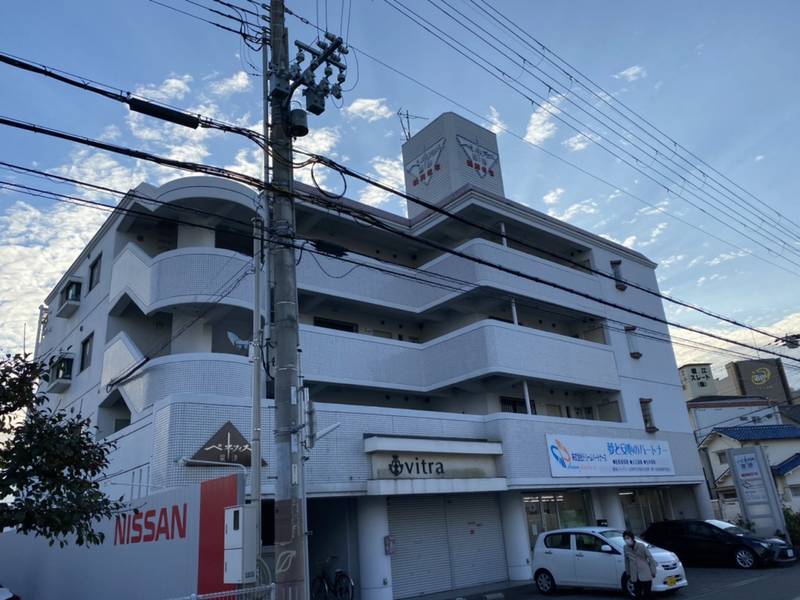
<box><xmin>619</xmin><ymin>488</ymin><xmax>671</xmax><ymax>534</ymax></box>
<box><xmin>523</xmin><ymin>490</ymin><xmax>594</xmax><ymax>544</ymax></box>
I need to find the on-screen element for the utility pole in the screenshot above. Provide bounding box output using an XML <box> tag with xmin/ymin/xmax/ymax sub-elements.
<box><xmin>268</xmin><ymin>2</ymin><xmax>347</xmax><ymax>599</ymax></box>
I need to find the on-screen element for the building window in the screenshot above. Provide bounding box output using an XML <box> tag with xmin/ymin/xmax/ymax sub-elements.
<box><xmin>610</xmin><ymin>260</ymin><xmax>627</xmax><ymax>290</ymax></box>
<box><xmin>89</xmin><ymin>255</ymin><xmax>102</xmax><ymax>291</ymax></box>
<box><xmin>313</xmin><ymin>316</ymin><xmax>358</xmax><ymax>333</ymax></box>
<box><xmin>624</xmin><ymin>325</ymin><xmax>642</xmax><ymax>359</ymax></box>
<box><xmin>80</xmin><ymin>333</ymin><xmax>94</xmax><ymax>372</ymax></box>
<box><xmin>791</xmin><ymin>486</ymin><xmax>800</xmax><ymax>498</ymax></box>
<box><xmin>640</xmin><ymin>398</ymin><xmax>657</xmax><ymax>432</ymax></box>
<box><xmin>500</xmin><ymin>396</ymin><xmax>527</xmax><ymax>414</ymax></box>
<box><xmin>62</xmin><ymin>280</ymin><xmax>82</xmax><ymax>304</ymax></box>
<box><xmin>715</xmin><ymin>451</ymin><xmax>728</xmax><ymax>465</ymax></box>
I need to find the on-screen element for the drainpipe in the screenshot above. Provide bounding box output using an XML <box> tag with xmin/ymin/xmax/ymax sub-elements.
<box><xmin>502</xmin><ymin>222</ymin><xmax>532</xmax><ymax>415</ymax></box>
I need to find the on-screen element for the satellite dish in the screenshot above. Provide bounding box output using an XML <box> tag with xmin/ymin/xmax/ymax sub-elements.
<box><xmin>227</xmin><ymin>331</ymin><xmax>250</xmax><ymax>352</ymax></box>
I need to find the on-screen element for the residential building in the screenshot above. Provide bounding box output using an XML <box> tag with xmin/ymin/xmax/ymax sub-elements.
<box><xmin>678</xmin><ymin>362</ymin><xmax>718</xmax><ymax>400</ymax></box>
<box><xmin>30</xmin><ymin>112</ymin><xmax>710</xmax><ymax>599</ymax></box>
<box><xmin>699</xmin><ymin>425</ymin><xmax>800</xmax><ymax>519</ymax></box>
<box><xmin>686</xmin><ymin>395</ymin><xmax>783</xmax><ymax>443</ymax></box>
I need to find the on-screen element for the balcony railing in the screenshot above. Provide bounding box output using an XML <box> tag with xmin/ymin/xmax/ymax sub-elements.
<box><xmin>299</xmin><ymin>318</ymin><xmax>619</xmax><ymax>392</ymax></box>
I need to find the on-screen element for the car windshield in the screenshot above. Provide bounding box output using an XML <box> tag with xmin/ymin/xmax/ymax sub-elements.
<box><xmin>601</xmin><ymin>530</ymin><xmax>648</xmax><ymax>549</ymax></box>
<box><xmin>706</xmin><ymin>519</ymin><xmax>749</xmax><ymax>535</ymax></box>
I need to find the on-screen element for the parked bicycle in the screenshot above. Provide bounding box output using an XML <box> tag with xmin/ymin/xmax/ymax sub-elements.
<box><xmin>310</xmin><ymin>556</ymin><xmax>354</xmax><ymax>600</ymax></box>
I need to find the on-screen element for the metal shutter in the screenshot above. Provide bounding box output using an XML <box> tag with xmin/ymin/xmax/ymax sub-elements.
<box><xmin>388</xmin><ymin>495</ymin><xmax>452</xmax><ymax>598</ymax></box>
<box><xmin>445</xmin><ymin>494</ymin><xmax>508</xmax><ymax>588</ymax></box>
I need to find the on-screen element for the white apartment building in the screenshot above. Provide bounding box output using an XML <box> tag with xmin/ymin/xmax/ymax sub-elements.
<box><xmin>32</xmin><ymin>112</ymin><xmax>711</xmax><ymax>599</ymax></box>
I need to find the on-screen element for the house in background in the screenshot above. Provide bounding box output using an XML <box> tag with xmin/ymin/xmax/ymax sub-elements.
<box><xmin>699</xmin><ymin>425</ymin><xmax>800</xmax><ymax>521</ymax></box>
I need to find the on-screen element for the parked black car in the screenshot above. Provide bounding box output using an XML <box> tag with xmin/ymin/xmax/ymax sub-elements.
<box><xmin>642</xmin><ymin>519</ymin><xmax>796</xmax><ymax>569</ymax></box>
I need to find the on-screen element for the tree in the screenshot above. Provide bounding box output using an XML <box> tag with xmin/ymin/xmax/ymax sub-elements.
<box><xmin>0</xmin><ymin>353</ymin><xmax>124</xmax><ymax>546</ymax></box>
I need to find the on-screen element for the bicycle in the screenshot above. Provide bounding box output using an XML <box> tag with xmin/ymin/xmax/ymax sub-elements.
<box><xmin>310</xmin><ymin>556</ymin><xmax>354</xmax><ymax>600</ymax></box>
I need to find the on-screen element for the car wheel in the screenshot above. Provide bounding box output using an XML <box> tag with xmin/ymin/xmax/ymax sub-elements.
<box><xmin>734</xmin><ymin>547</ymin><xmax>756</xmax><ymax>569</ymax></box>
<box><xmin>535</xmin><ymin>569</ymin><xmax>556</xmax><ymax>595</ymax></box>
<box><xmin>621</xmin><ymin>574</ymin><xmax>636</xmax><ymax>599</ymax></box>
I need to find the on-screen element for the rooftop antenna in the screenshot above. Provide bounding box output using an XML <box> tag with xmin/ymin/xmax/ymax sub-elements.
<box><xmin>397</xmin><ymin>108</ymin><xmax>429</xmax><ymax>141</ymax></box>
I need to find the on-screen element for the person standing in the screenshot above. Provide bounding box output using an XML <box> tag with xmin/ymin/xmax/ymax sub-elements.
<box><xmin>623</xmin><ymin>530</ymin><xmax>658</xmax><ymax>599</ymax></box>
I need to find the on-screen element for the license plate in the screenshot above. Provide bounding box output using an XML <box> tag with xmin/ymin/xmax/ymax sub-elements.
<box><xmin>665</xmin><ymin>576</ymin><xmax>678</xmax><ymax>587</ymax></box>
<box><xmin>788</xmin><ymin>549</ymin><xmax>795</xmax><ymax>558</ymax></box>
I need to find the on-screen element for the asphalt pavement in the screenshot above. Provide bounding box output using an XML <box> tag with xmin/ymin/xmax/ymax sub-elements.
<box><xmin>512</xmin><ymin>561</ymin><xmax>800</xmax><ymax>600</ymax></box>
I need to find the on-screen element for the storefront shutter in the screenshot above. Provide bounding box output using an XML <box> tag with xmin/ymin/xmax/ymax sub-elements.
<box><xmin>387</xmin><ymin>495</ymin><xmax>452</xmax><ymax>598</ymax></box>
<box><xmin>445</xmin><ymin>494</ymin><xmax>508</xmax><ymax>588</ymax></box>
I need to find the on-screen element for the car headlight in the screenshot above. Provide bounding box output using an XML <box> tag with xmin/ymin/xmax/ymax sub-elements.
<box><xmin>758</xmin><ymin>542</ymin><xmax>770</xmax><ymax>549</ymax></box>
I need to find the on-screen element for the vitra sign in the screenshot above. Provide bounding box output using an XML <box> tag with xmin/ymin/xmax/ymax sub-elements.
<box><xmin>114</xmin><ymin>504</ymin><xmax>188</xmax><ymax>545</ymax></box>
<box><xmin>388</xmin><ymin>454</ymin><xmax>445</xmax><ymax>477</ymax></box>
<box><xmin>371</xmin><ymin>451</ymin><xmax>496</xmax><ymax>480</ymax></box>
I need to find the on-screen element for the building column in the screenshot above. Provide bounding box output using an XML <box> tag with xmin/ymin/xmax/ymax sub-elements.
<box><xmin>357</xmin><ymin>496</ymin><xmax>393</xmax><ymax>600</ymax></box>
<box><xmin>500</xmin><ymin>491</ymin><xmax>533</xmax><ymax>581</ymax></box>
<box><xmin>692</xmin><ymin>483</ymin><xmax>715</xmax><ymax>520</ymax></box>
<box><xmin>592</xmin><ymin>487</ymin><xmax>626</xmax><ymax>529</ymax></box>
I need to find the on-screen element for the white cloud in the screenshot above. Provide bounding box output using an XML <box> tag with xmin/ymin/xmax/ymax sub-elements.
<box><xmin>548</xmin><ymin>199</ymin><xmax>597</xmax><ymax>222</ymax></box>
<box><xmin>208</xmin><ymin>71</ymin><xmax>252</xmax><ymax>96</ymax></box>
<box><xmin>659</xmin><ymin>254</ymin><xmax>686</xmax><ymax>269</ymax></box>
<box><xmin>51</xmin><ymin>148</ymin><xmax>151</xmax><ymax>200</ymax></box>
<box><xmin>135</xmin><ymin>74</ymin><xmax>192</xmax><ymax>102</ymax></box>
<box><xmin>614</xmin><ymin>65</ymin><xmax>647</xmax><ymax>82</ymax></box>
<box><xmin>636</xmin><ymin>199</ymin><xmax>670</xmax><ymax>216</ymax></box>
<box><xmin>755</xmin><ymin>155</ymin><xmax>765</xmax><ymax>162</ymax></box>
<box><xmin>705</xmin><ymin>249</ymin><xmax>749</xmax><ymax>266</ymax></box>
<box><xmin>640</xmin><ymin>222</ymin><xmax>668</xmax><ymax>247</ymax></box>
<box><xmin>0</xmin><ymin>200</ymin><xmax>108</xmax><ymax>353</ymax></box>
<box><xmin>358</xmin><ymin>155</ymin><xmax>405</xmax><ymax>208</ymax></box>
<box><xmin>696</xmin><ymin>273</ymin><xmax>727</xmax><ymax>287</ymax></box>
<box><xmin>542</xmin><ymin>187</ymin><xmax>565</xmax><ymax>205</ymax></box>
<box><xmin>342</xmin><ymin>98</ymin><xmax>393</xmax><ymax>123</ymax></box>
<box><xmin>485</xmin><ymin>106</ymin><xmax>506</xmax><ymax>135</ymax></box>
<box><xmin>524</xmin><ymin>97</ymin><xmax>561</xmax><ymax>145</ymax></box>
<box><xmin>562</xmin><ymin>131</ymin><xmax>599</xmax><ymax>152</ymax></box>
<box><xmin>687</xmin><ymin>255</ymin><xmax>704</xmax><ymax>268</ymax></box>
<box><xmin>294</xmin><ymin>127</ymin><xmax>341</xmax><ymax>187</ymax></box>
<box><xmin>600</xmin><ymin>233</ymin><xmax>637</xmax><ymax>248</ymax></box>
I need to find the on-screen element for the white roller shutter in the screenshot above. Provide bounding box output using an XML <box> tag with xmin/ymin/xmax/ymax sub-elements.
<box><xmin>445</xmin><ymin>494</ymin><xmax>508</xmax><ymax>588</ymax></box>
<box><xmin>387</xmin><ymin>495</ymin><xmax>452</xmax><ymax>598</ymax></box>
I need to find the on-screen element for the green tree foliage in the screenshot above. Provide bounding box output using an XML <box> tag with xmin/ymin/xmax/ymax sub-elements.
<box><xmin>0</xmin><ymin>353</ymin><xmax>124</xmax><ymax>546</ymax></box>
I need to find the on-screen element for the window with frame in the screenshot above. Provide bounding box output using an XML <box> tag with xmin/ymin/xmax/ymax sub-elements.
<box><xmin>80</xmin><ymin>333</ymin><xmax>94</xmax><ymax>372</ymax></box>
<box><xmin>89</xmin><ymin>255</ymin><xmax>102</xmax><ymax>291</ymax></box>
<box><xmin>791</xmin><ymin>486</ymin><xmax>800</xmax><ymax>498</ymax></box>
<box><xmin>500</xmin><ymin>396</ymin><xmax>527</xmax><ymax>414</ymax></box>
<box><xmin>640</xmin><ymin>398</ymin><xmax>657</xmax><ymax>432</ymax></box>
<box><xmin>575</xmin><ymin>533</ymin><xmax>606</xmax><ymax>552</ymax></box>
<box><xmin>62</xmin><ymin>280</ymin><xmax>82</xmax><ymax>304</ymax></box>
<box><xmin>313</xmin><ymin>316</ymin><xmax>358</xmax><ymax>333</ymax></box>
<box><xmin>715</xmin><ymin>451</ymin><xmax>729</xmax><ymax>465</ymax></box>
<box><xmin>544</xmin><ymin>532</ymin><xmax>571</xmax><ymax>549</ymax></box>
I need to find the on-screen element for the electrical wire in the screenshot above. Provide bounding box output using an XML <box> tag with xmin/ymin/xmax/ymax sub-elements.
<box><xmin>444</xmin><ymin>0</ymin><xmax>800</xmax><ymax>250</ymax></box>
<box><xmin>147</xmin><ymin>0</ymin><xmax>260</xmax><ymax>42</ymax></box>
<box><xmin>282</xmin><ymin>6</ymin><xmax>800</xmax><ymax>283</ymax></box>
<box><xmin>8</xmin><ymin>174</ymin><xmax>797</xmax><ymax>376</ymax></box>
<box><xmin>384</xmin><ymin>0</ymin><xmax>800</xmax><ymax>268</ymax></box>
<box><xmin>472</xmin><ymin>0</ymin><xmax>800</xmax><ymax>238</ymax></box>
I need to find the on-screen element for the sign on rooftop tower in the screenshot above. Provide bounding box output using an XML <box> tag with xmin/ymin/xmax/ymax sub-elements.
<box><xmin>401</xmin><ymin>112</ymin><xmax>505</xmax><ymax>219</ymax></box>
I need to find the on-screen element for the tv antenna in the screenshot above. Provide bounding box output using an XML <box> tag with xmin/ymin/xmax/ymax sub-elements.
<box><xmin>397</xmin><ymin>108</ymin><xmax>428</xmax><ymax>141</ymax></box>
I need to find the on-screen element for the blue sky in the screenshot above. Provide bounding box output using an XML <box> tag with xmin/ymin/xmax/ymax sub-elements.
<box><xmin>1</xmin><ymin>0</ymin><xmax>799</xmax><ymax>383</ymax></box>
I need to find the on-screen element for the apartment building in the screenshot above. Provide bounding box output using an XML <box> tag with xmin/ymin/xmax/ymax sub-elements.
<box><xmin>32</xmin><ymin>112</ymin><xmax>711</xmax><ymax>599</ymax></box>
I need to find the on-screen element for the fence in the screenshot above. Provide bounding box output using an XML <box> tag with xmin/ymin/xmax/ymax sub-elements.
<box><xmin>165</xmin><ymin>584</ymin><xmax>275</xmax><ymax>600</ymax></box>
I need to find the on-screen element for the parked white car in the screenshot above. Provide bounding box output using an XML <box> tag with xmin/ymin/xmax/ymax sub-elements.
<box><xmin>532</xmin><ymin>527</ymin><xmax>688</xmax><ymax>597</ymax></box>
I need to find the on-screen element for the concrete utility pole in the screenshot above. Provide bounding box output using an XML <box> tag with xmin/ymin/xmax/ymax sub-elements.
<box><xmin>268</xmin><ymin>1</ymin><xmax>347</xmax><ymax>598</ymax></box>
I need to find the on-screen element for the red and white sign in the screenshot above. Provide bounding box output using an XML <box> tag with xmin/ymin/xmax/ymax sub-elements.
<box><xmin>405</xmin><ymin>137</ymin><xmax>445</xmax><ymax>187</ymax></box>
<box><xmin>457</xmin><ymin>135</ymin><xmax>498</xmax><ymax>178</ymax></box>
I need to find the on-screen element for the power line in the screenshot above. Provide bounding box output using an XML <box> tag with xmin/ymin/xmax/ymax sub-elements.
<box><xmin>147</xmin><ymin>0</ymin><xmax>261</xmax><ymax>42</ymax></box>
<box><xmin>8</xmin><ymin>170</ymin><xmax>796</xmax><ymax>375</ymax></box>
<box><xmin>384</xmin><ymin>0</ymin><xmax>800</xmax><ymax>269</ymax></box>
<box><xmin>473</xmin><ymin>0</ymin><xmax>800</xmax><ymax>238</ymax></box>
<box><xmin>2</xmin><ymin>111</ymin><xmax>794</xmax><ymax>363</ymax></box>
<box><xmin>446</xmin><ymin>0</ymin><xmax>800</xmax><ymax>248</ymax></box>
<box><xmin>283</xmin><ymin>6</ymin><xmax>800</xmax><ymax>283</ymax></box>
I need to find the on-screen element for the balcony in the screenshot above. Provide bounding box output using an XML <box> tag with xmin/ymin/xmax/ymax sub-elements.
<box><xmin>109</xmin><ymin>244</ymin><xmax>254</xmax><ymax>316</ymax></box>
<box><xmin>297</xmin><ymin>238</ymin><xmax>603</xmax><ymax>315</ymax></box>
<box><xmin>44</xmin><ymin>353</ymin><xmax>74</xmax><ymax>393</ymax></box>
<box><xmin>299</xmin><ymin>319</ymin><xmax>619</xmax><ymax>392</ymax></box>
<box><xmin>55</xmin><ymin>278</ymin><xmax>82</xmax><ymax>318</ymax></box>
<box><xmin>102</xmin><ymin>331</ymin><xmax>255</xmax><ymax>412</ymax></box>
